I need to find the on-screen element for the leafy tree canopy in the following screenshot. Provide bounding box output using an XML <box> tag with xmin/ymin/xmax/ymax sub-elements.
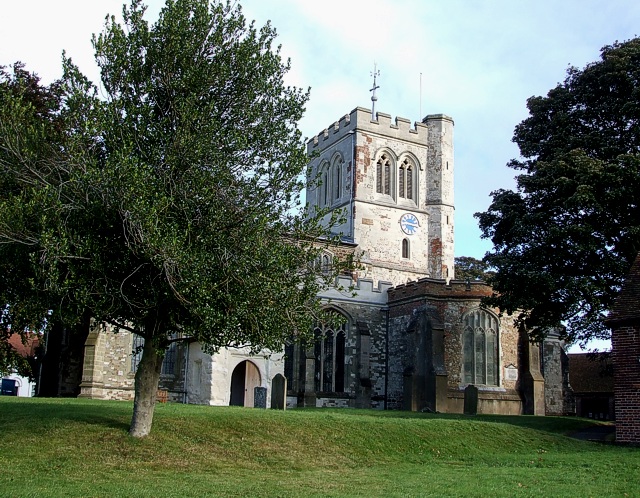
<box><xmin>454</xmin><ymin>256</ymin><xmax>495</xmax><ymax>282</ymax></box>
<box><xmin>0</xmin><ymin>0</ymin><xmax>344</xmax><ymax>436</ymax></box>
<box><xmin>476</xmin><ymin>38</ymin><xmax>640</xmax><ymax>344</ymax></box>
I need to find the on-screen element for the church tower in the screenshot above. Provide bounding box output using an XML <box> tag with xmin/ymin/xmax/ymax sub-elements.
<box><xmin>306</xmin><ymin>107</ymin><xmax>454</xmax><ymax>285</ymax></box>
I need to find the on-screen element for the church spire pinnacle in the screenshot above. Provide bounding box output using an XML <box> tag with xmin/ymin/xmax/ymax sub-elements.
<box><xmin>370</xmin><ymin>63</ymin><xmax>380</xmax><ymax>118</ymax></box>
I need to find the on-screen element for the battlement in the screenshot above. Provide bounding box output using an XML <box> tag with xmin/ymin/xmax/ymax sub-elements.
<box><xmin>318</xmin><ymin>275</ymin><xmax>393</xmax><ymax>306</ymax></box>
<box><xmin>307</xmin><ymin>107</ymin><xmax>453</xmax><ymax>151</ymax></box>
<box><xmin>388</xmin><ymin>277</ymin><xmax>493</xmax><ymax>303</ymax></box>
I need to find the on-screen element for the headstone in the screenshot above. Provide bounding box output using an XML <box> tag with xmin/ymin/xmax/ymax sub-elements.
<box><xmin>254</xmin><ymin>386</ymin><xmax>267</xmax><ymax>409</ymax></box>
<box><xmin>271</xmin><ymin>374</ymin><xmax>287</xmax><ymax>410</ymax></box>
<box><xmin>464</xmin><ymin>384</ymin><xmax>478</xmax><ymax>415</ymax></box>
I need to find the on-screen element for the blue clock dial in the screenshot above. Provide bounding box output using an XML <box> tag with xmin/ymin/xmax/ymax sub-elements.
<box><xmin>400</xmin><ymin>213</ymin><xmax>419</xmax><ymax>235</ymax></box>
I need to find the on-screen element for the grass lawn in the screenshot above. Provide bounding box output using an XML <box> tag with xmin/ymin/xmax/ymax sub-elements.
<box><xmin>0</xmin><ymin>397</ymin><xmax>638</xmax><ymax>497</ymax></box>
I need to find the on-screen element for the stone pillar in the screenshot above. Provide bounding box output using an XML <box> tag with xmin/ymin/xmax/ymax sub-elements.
<box><xmin>403</xmin><ymin>367</ymin><xmax>417</xmax><ymax>411</ymax></box>
<box><xmin>431</xmin><ymin>322</ymin><xmax>448</xmax><ymax>413</ymax></box>
<box><xmin>520</xmin><ymin>331</ymin><xmax>545</xmax><ymax>416</ymax></box>
<box><xmin>78</xmin><ymin>329</ymin><xmax>106</xmax><ymax>399</ymax></box>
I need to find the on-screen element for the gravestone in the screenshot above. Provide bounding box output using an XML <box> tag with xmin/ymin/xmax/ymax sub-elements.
<box><xmin>271</xmin><ymin>374</ymin><xmax>287</xmax><ymax>410</ymax></box>
<box><xmin>464</xmin><ymin>384</ymin><xmax>478</xmax><ymax>415</ymax></box>
<box><xmin>254</xmin><ymin>386</ymin><xmax>267</xmax><ymax>409</ymax></box>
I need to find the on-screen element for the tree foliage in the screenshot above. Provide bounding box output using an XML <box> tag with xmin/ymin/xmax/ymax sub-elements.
<box><xmin>0</xmin><ymin>0</ymin><xmax>343</xmax><ymax>435</ymax></box>
<box><xmin>476</xmin><ymin>38</ymin><xmax>640</xmax><ymax>344</ymax></box>
<box><xmin>454</xmin><ymin>256</ymin><xmax>495</xmax><ymax>282</ymax></box>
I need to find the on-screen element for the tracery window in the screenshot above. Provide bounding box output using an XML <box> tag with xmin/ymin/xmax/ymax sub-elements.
<box><xmin>399</xmin><ymin>158</ymin><xmax>414</xmax><ymax>199</ymax></box>
<box><xmin>321</xmin><ymin>253</ymin><xmax>331</xmax><ymax>275</ymax></box>
<box><xmin>376</xmin><ymin>154</ymin><xmax>391</xmax><ymax>195</ymax></box>
<box><xmin>462</xmin><ymin>310</ymin><xmax>499</xmax><ymax>386</ymax></box>
<box><xmin>131</xmin><ymin>334</ymin><xmax>179</xmax><ymax>376</ymax></box>
<box><xmin>314</xmin><ymin>317</ymin><xmax>346</xmax><ymax>392</ymax></box>
<box><xmin>131</xmin><ymin>334</ymin><xmax>144</xmax><ymax>373</ymax></box>
<box><xmin>314</xmin><ymin>251</ymin><xmax>332</xmax><ymax>275</ymax></box>
<box><xmin>162</xmin><ymin>341</ymin><xmax>177</xmax><ymax>375</ymax></box>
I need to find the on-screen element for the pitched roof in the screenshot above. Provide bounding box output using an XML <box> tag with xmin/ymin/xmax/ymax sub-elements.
<box><xmin>8</xmin><ymin>333</ymin><xmax>39</xmax><ymax>357</ymax></box>
<box><xmin>606</xmin><ymin>252</ymin><xmax>640</xmax><ymax>326</ymax></box>
<box><xmin>568</xmin><ymin>353</ymin><xmax>614</xmax><ymax>394</ymax></box>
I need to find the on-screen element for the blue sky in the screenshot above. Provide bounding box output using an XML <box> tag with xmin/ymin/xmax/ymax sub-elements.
<box><xmin>2</xmin><ymin>1</ymin><xmax>639</xmax><ymax>260</ymax></box>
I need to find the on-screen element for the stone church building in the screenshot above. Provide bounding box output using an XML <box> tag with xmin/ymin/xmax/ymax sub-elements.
<box><xmin>78</xmin><ymin>105</ymin><xmax>571</xmax><ymax>415</ymax></box>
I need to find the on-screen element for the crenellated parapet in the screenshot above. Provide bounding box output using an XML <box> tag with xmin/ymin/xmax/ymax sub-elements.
<box><xmin>389</xmin><ymin>277</ymin><xmax>492</xmax><ymax>304</ymax></box>
<box><xmin>307</xmin><ymin>107</ymin><xmax>431</xmax><ymax>152</ymax></box>
<box><xmin>318</xmin><ymin>275</ymin><xmax>394</xmax><ymax>306</ymax></box>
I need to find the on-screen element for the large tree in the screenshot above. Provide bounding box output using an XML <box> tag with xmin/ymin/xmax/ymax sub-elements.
<box><xmin>0</xmin><ymin>0</ymin><xmax>342</xmax><ymax>436</ymax></box>
<box><xmin>454</xmin><ymin>256</ymin><xmax>495</xmax><ymax>282</ymax></box>
<box><xmin>476</xmin><ymin>38</ymin><xmax>640</xmax><ymax>345</ymax></box>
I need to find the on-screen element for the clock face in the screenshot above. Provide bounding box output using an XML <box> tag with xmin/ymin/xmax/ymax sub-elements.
<box><xmin>400</xmin><ymin>213</ymin><xmax>419</xmax><ymax>235</ymax></box>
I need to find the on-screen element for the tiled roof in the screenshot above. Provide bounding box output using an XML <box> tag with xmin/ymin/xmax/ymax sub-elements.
<box><xmin>606</xmin><ymin>252</ymin><xmax>640</xmax><ymax>326</ymax></box>
<box><xmin>568</xmin><ymin>353</ymin><xmax>614</xmax><ymax>393</ymax></box>
<box><xmin>8</xmin><ymin>333</ymin><xmax>39</xmax><ymax>357</ymax></box>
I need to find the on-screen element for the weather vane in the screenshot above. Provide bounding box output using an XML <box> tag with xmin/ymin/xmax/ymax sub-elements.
<box><xmin>370</xmin><ymin>62</ymin><xmax>380</xmax><ymax>117</ymax></box>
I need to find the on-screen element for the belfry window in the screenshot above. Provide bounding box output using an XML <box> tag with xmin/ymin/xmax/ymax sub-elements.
<box><xmin>314</xmin><ymin>317</ymin><xmax>346</xmax><ymax>392</ymax></box>
<box><xmin>333</xmin><ymin>159</ymin><xmax>342</xmax><ymax>201</ymax></box>
<box><xmin>376</xmin><ymin>154</ymin><xmax>391</xmax><ymax>195</ymax></box>
<box><xmin>399</xmin><ymin>158</ymin><xmax>413</xmax><ymax>199</ymax></box>
<box><xmin>462</xmin><ymin>310</ymin><xmax>499</xmax><ymax>386</ymax></box>
<box><xmin>322</xmin><ymin>168</ymin><xmax>329</xmax><ymax>206</ymax></box>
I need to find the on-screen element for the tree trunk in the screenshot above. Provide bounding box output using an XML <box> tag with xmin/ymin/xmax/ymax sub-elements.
<box><xmin>129</xmin><ymin>336</ymin><xmax>164</xmax><ymax>437</ymax></box>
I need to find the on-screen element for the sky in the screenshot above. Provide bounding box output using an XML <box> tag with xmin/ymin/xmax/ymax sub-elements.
<box><xmin>2</xmin><ymin>0</ymin><xmax>639</xmax><ymax>259</ymax></box>
<box><xmin>1</xmin><ymin>0</ymin><xmax>638</xmax><ymax>351</ymax></box>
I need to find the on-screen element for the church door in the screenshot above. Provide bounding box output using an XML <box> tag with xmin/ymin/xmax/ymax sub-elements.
<box><xmin>229</xmin><ymin>361</ymin><xmax>261</xmax><ymax>407</ymax></box>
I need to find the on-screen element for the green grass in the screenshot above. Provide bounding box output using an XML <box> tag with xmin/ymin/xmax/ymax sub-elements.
<box><xmin>0</xmin><ymin>397</ymin><xmax>638</xmax><ymax>497</ymax></box>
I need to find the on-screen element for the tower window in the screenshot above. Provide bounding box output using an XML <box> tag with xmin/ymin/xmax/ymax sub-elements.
<box><xmin>322</xmin><ymin>169</ymin><xmax>329</xmax><ymax>206</ymax></box>
<box><xmin>333</xmin><ymin>159</ymin><xmax>342</xmax><ymax>200</ymax></box>
<box><xmin>399</xmin><ymin>158</ymin><xmax>413</xmax><ymax>199</ymax></box>
<box><xmin>376</xmin><ymin>154</ymin><xmax>391</xmax><ymax>195</ymax></box>
<box><xmin>402</xmin><ymin>238</ymin><xmax>410</xmax><ymax>259</ymax></box>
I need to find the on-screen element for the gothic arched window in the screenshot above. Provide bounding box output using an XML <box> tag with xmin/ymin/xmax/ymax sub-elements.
<box><xmin>322</xmin><ymin>168</ymin><xmax>330</xmax><ymax>206</ymax></box>
<box><xmin>462</xmin><ymin>310</ymin><xmax>499</xmax><ymax>386</ymax></box>
<box><xmin>332</xmin><ymin>157</ymin><xmax>342</xmax><ymax>201</ymax></box>
<box><xmin>321</xmin><ymin>253</ymin><xmax>331</xmax><ymax>275</ymax></box>
<box><xmin>399</xmin><ymin>158</ymin><xmax>414</xmax><ymax>200</ymax></box>
<box><xmin>314</xmin><ymin>316</ymin><xmax>347</xmax><ymax>392</ymax></box>
<box><xmin>376</xmin><ymin>154</ymin><xmax>391</xmax><ymax>195</ymax></box>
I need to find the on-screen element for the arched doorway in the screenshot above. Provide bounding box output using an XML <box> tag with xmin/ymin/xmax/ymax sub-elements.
<box><xmin>229</xmin><ymin>360</ymin><xmax>261</xmax><ymax>407</ymax></box>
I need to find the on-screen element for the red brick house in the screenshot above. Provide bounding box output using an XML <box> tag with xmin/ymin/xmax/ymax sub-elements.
<box><xmin>606</xmin><ymin>253</ymin><xmax>640</xmax><ymax>443</ymax></box>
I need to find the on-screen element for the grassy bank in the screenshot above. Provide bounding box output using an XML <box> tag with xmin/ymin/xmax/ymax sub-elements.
<box><xmin>0</xmin><ymin>397</ymin><xmax>637</xmax><ymax>497</ymax></box>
